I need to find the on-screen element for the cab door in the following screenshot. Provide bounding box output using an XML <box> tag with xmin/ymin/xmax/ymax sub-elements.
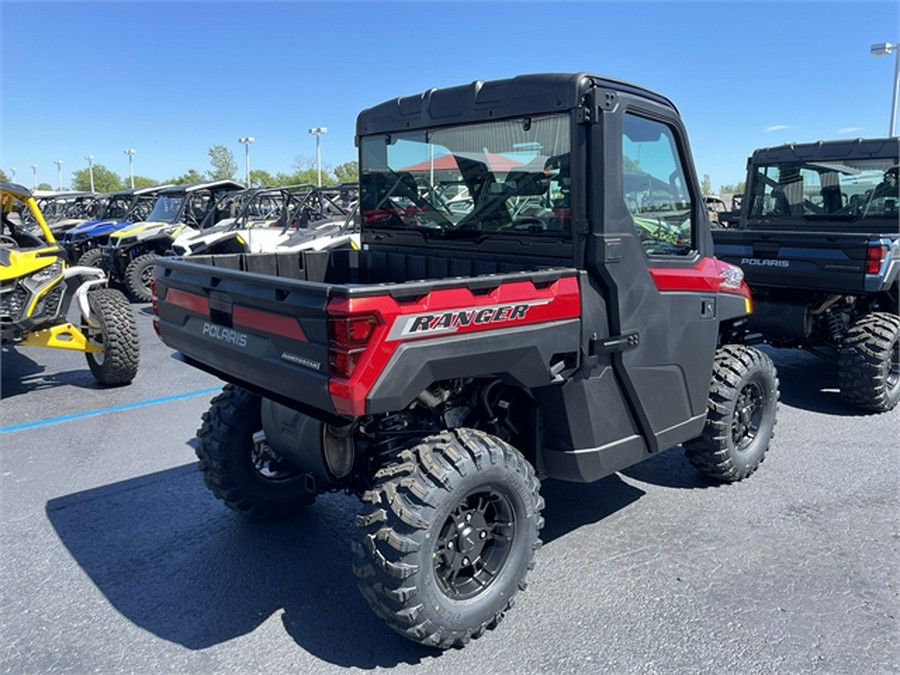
<box><xmin>586</xmin><ymin>94</ymin><xmax>719</xmax><ymax>452</ymax></box>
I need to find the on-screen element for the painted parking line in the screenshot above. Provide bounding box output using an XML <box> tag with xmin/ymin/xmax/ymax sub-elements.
<box><xmin>0</xmin><ymin>387</ymin><xmax>220</xmax><ymax>435</ymax></box>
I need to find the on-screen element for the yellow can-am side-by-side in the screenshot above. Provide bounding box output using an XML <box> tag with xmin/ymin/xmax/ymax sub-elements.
<box><xmin>1</xmin><ymin>182</ymin><xmax>140</xmax><ymax>386</ymax></box>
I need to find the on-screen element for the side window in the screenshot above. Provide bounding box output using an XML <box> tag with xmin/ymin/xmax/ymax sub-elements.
<box><xmin>622</xmin><ymin>113</ymin><xmax>695</xmax><ymax>256</ymax></box>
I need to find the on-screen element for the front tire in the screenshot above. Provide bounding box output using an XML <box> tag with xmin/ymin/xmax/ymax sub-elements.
<box><xmin>82</xmin><ymin>288</ymin><xmax>140</xmax><ymax>386</ymax></box>
<box><xmin>684</xmin><ymin>345</ymin><xmax>779</xmax><ymax>482</ymax></box>
<box><xmin>838</xmin><ymin>312</ymin><xmax>900</xmax><ymax>413</ymax></box>
<box><xmin>352</xmin><ymin>428</ymin><xmax>543</xmax><ymax>649</ymax></box>
<box><xmin>124</xmin><ymin>252</ymin><xmax>158</xmax><ymax>303</ymax></box>
<box><xmin>196</xmin><ymin>384</ymin><xmax>316</xmax><ymax>519</ymax></box>
<box><xmin>76</xmin><ymin>248</ymin><xmax>104</xmax><ymax>268</ymax></box>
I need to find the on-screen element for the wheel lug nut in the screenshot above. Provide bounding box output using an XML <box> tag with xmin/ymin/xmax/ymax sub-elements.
<box><xmin>465</xmin><ymin>513</ymin><xmax>472</xmax><ymax>523</ymax></box>
<box><xmin>462</xmin><ymin>557</ymin><xmax>470</xmax><ymax>566</ymax></box>
<box><xmin>479</xmin><ymin>531</ymin><xmax>487</xmax><ymax>539</ymax></box>
<box><xmin>447</xmin><ymin>541</ymin><xmax>454</xmax><ymax>550</ymax></box>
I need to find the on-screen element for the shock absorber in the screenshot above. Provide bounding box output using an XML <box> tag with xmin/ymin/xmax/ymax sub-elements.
<box><xmin>824</xmin><ymin>306</ymin><xmax>847</xmax><ymax>343</ymax></box>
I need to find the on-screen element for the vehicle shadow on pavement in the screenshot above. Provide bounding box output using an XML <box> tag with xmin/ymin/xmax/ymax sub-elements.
<box><xmin>764</xmin><ymin>347</ymin><xmax>863</xmax><ymax>417</ymax></box>
<box><xmin>44</xmin><ymin>457</ymin><xmax>666</xmax><ymax>666</ymax></box>
<box><xmin>1</xmin><ymin>348</ymin><xmax>102</xmax><ymax>398</ymax></box>
<box><xmin>619</xmin><ymin>447</ymin><xmax>718</xmax><ymax>489</ymax></box>
<box><xmin>539</xmin><ymin>475</ymin><xmax>646</xmax><ymax>543</ymax></box>
<box><xmin>45</xmin><ymin>462</ymin><xmax>440</xmax><ymax>667</ymax></box>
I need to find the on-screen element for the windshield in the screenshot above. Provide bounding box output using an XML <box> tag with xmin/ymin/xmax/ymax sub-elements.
<box><xmin>749</xmin><ymin>158</ymin><xmax>898</xmax><ymax>220</ymax></box>
<box><xmin>359</xmin><ymin>114</ymin><xmax>571</xmax><ymax>239</ymax></box>
<box><xmin>145</xmin><ymin>194</ymin><xmax>186</xmax><ymax>224</ymax></box>
<box><xmin>104</xmin><ymin>196</ymin><xmax>132</xmax><ymax>220</ymax></box>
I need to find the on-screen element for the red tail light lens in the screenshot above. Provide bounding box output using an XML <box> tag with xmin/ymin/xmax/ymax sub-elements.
<box><xmin>329</xmin><ymin>316</ymin><xmax>377</xmax><ymax>349</ymax></box>
<box><xmin>328</xmin><ymin>315</ymin><xmax>378</xmax><ymax>378</ymax></box>
<box><xmin>866</xmin><ymin>245</ymin><xmax>887</xmax><ymax>275</ymax></box>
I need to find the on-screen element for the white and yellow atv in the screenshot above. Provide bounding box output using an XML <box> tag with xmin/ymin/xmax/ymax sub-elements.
<box><xmin>1</xmin><ymin>182</ymin><xmax>139</xmax><ymax>386</ymax></box>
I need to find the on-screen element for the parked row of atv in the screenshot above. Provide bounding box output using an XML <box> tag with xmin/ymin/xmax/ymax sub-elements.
<box><xmin>25</xmin><ymin>180</ymin><xmax>360</xmax><ymax>302</ymax></box>
<box><xmin>1</xmin><ymin>180</ymin><xmax>361</xmax><ymax>387</ymax></box>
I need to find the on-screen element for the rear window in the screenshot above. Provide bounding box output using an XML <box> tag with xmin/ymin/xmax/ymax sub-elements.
<box><xmin>749</xmin><ymin>158</ymin><xmax>898</xmax><ymax>221</ymax></box>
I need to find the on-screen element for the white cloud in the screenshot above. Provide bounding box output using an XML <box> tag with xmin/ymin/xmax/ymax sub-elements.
<box><xmin>837</xmin><ymin>127</ymin><xmax>863</xmax><ymax>135</ymax></box>
<box><xmin>764</xmin><ymin>125</ymin><xmax>790</xmax><ymax>132</ymax></box>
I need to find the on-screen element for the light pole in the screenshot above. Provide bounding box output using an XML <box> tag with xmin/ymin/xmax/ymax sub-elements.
<box><xmin>10</xmin><ymin>168</ymin><xmax>15</xmax><ymax>183</ymax></box>
<box><xmin>239</xmin><ymin>137</ymin><xmax>255</xmax><ymax>187</ymax></box>
<box><xmin>124</xmin><ymin>148</ymin><xmax>136</xmax><ymax>188</ymax></box>
<box><xmin>871</xmin><ymin>42</ymin><xmax>900</xmax><ymax>136</ymax></box>
<box><xmin>85</xmin><ymin>155</ymin><xmax>95</xmax><ymax>192</ymax></box>
<box><xmin>308</xmin><ymin>127</ymin><xmax>327</xmax><ymax>186</ymax></box>
<box><xmin>31</xmin><ymin>164</ymin><xmax>38</xmax><ymax>190</ymax></box>
<box><xmin>54</xmin><ymin>160</ymin><xmax>64</xmax><ymax>191</ymax></box>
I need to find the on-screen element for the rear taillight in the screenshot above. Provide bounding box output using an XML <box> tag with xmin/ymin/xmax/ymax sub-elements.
<box><xmin>328</xmin><ymin>315</ymin><xmax>378</xmax><ymax>378</ymax></box>
<box><xmin>866</xmin><ymin>245</ymin><xmax>888</xmax><ymax>275</ymax></box>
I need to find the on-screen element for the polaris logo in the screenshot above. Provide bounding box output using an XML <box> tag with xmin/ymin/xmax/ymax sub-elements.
<box><xmin>202</xmin><ymin>322</ymin><xmax>248</xmax><ymax>348</ymax></box>
<box><xmin>388</xmin><ymin>300</ymin><xmax>551</xmax><ymax>340</ymax></box>
<box><xmin>740</xmin><ymin>258</ymin><xmax>790</xmax><ymax>268</ymax></box>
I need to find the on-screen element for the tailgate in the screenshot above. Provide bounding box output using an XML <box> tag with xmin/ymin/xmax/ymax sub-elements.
<box><xmin>154</xmin><ymin>258</ymin><xmax>338</xmax><ymax>415</ymax></box>
<box><xmin>713</xmin><ymin>229</ymin><xmax>874</xmax><ymax>293</ymax></box>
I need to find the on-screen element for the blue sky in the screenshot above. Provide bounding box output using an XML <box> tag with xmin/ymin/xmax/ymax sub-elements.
<box><xmin>2</xmin><ymin>0</ymin><xmax>898</xmax><ymax>191</ymax></box>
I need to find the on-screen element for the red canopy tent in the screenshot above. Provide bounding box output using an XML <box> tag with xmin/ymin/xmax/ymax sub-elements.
<box><xmin>400</xmin><ymin>153</ymin><xmax>523</xmax><ymax>173</ymax></box>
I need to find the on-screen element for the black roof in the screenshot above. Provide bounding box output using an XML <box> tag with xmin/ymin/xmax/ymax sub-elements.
<box><xmin>750</xmin><ymin>137</ymin><xmax>899</xmax><ymax>164</ymax></box>
<box><xmin>356</xmin><ymin>72</ymin><xmax>676</xmax><ymax>138</ymax></box>
<box><xmin>0</xmin><ymin>182</ymin><xmax>34</xmax><ymax>199</ymax></box>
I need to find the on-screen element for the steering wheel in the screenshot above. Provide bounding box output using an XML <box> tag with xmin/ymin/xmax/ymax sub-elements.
<box><xmin>0</xmin><ymin>235</ymin><xmax>19</xmax><ymax>247</ymax></box>
<box><xmin>508</xmin><ymin>216</ymin><xmax>548</xmax><ymax>232</ymax></box>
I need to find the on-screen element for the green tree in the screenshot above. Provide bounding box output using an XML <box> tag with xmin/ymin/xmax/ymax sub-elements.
<box><xmin>701</xmin><ymin>174</ymin><xmax>712</xmax><ymax>196</ymax></box>
<box><xmin>207</xmin><ymin>145</ymin><xmax>237</xmax><ymax>181</ymax></box>
<box><xmin>131</xmin><ymin>175</ymin><xmax>158</xmax><ymax>188</ymax></box>
<box><xmin>334</xmin><ymin>161</ymin><xmax>358</xmax><ymax>184</ymax></box>
<box><xmin>37</xmin><ymin>183</ymin><xmax>53</xmax><ymax>191</ymax></box>
<box><xmin>168</xmin><ymin>169</ymin><xmax>204</xmax><ymax>185</ymax></box>
<box><xmin>0</xmin><ymin>169</ymin><xmax>9</xmax><ymax>182</ymax></box>
<box><xmin>623</xmin><ymin>156</ymin><xmax>642</xmax><ymax>173</ymax></box>
<box><xmin>719</xmin><ymin>182</ymin><xmax>746</xmax><ymax>196</ymax></box>
<box><xmin>292</xmin><ymin>155</ymin><xmax>336</xmax><ymax>186</ymax></box>
<box><xmin>250</xmin><ymin>169</ymin><xmax>277</xmax><ymax>187</ymax></box>
<box><xmin>71</xmin><ymin>165</ymin><xmax>123</xmax><ymax>192</ymax></box>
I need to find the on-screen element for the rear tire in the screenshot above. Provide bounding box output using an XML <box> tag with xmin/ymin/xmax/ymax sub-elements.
<box><xmin>684</xmin><ymin>345</ymin><xmax>778</xmax><ymax>482</ymax></box>
<box><xmin>125</xmin><ymin>252</ymin><xmax>158</xmax><ymax>303</ymax></box>
<box><xmin>196</xmin><ymin>384</ymin><xmax>316</xmax><ymax>519</ymax></box>
<box><xmin>352</xmin><ymin>428</ymin><xmax>543</xmax><ymax>649</ymax></box>
<box><xmin>82</xmin><ymin>288</ymin><xmax>140</xmax><ymax>386</ymax></box>
<box><xmin>838</xmin><ymin>312</ymin><xmax>900</xmax><ymax>413</ymax></box>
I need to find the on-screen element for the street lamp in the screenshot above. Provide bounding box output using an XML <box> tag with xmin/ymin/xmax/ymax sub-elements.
<box><xmin>870</xmin><ymin>42</ymin><xmax>900</xmax><ymax>137</ymax></box>
<box><xmin>10</xmin><ymin>168</ymin><xmax>15</xmax><ymax>183</ymax></box>
<box><xmin>239</xmin><ymin>137</ymin><xmax>255</xmax><ymax>187</ymax></box>
<box><xmin>31</xmin><ymin>164</ymin><xmax>38</xmax><ymax>190</ymax></box>
<box><xmin>308</xmin><ymin>127</ymin><xmax>328</xmax><ymax>186</ymax></box>
<box><xmin>85</xmin><ymin>155</ymin><xmax>95</xmax><ymax>192</ymax></box>
<box><xmin>124</xmin><ymin>148</ymin><xmax>136</xmax><ymax>189</ymax></box>
<box><xmin>54</xmin><ymin>160</ymin><xmax>64</xmax><ymax>191</ymax></box>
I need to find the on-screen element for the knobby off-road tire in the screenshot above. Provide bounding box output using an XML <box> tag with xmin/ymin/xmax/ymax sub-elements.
<box><xmin>684</xmin><ymin>345</ymin><xmax>779</xmax><ymax>482</ymax></box>
<box><xmin>82</xmin><ymin>287</ymin><xmax>140</xmax><ymax>386</ymax></box>
<box><xmin>352</xmin><ymin>428</ymin><xmax>544</xmax><ymax>649</ymax></box>
<box><xmin>196</xmin><ymin>384</ymin><xmax>315</xmax><ymax>520</ymax></box>
<box><xmin>76</xmin><ymin>248</ymin><xmax>104</xmax><ymax>268</ymax></box>
<box><xmin>124</xmin><ymin>252</ymin><xmax>158</xmax><ymax>303</ymax></box>
<box><xmin>838</xmin><ymin>312</ymin><xmax>900</xmax><ymax>413</ymax></box>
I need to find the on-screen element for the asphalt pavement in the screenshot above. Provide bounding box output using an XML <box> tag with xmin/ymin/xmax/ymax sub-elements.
<box><xmin>1</xmin><ymin>304</ymin><xmax>897</xmax><ymax>674</ymax></box>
